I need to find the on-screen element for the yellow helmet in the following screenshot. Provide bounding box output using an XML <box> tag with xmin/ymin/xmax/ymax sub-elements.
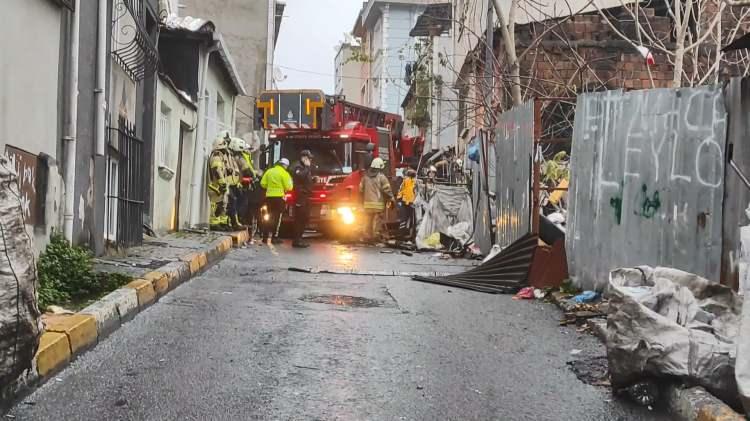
<box><xmin>370</xmin><ymin>157</ymin><xmax>385</xmax><ymax>169</ymax></box>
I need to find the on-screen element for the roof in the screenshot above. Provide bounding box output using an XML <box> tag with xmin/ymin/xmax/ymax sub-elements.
<box><xmin>410</xmin><ymin>3</ymin><xmax>452</xmax><ymax>37</ymax></box>
<box><xmin>160</xmin><ymin>15</ymin><xmax>246</xmax><ymax>96</ymax></box>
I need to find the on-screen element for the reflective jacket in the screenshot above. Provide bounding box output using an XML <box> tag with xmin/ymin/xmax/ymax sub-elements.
<box><xmin>260</xmin><ymin>164</ymin><xmax>293</xmax><ymax>198</ymax></box>
<box><xmin>397</xmin><ymin>177</ymin><xmax>416</xmax><ymax>205</ymax></box>
<box><xmin>360</xmin><ymin>168</ymin><xmax>394</xmax><ymax>211</ymax></box>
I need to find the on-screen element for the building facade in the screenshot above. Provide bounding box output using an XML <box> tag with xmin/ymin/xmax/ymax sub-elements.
<box><xmin>0</xmin><ymin>0</ymin><xmax>70</xmax><ymax>254</ymax></box>
<box><xmin>334</xmin><ymin>43</ymin><xmax>362</xmax><ymax>101</ymax></box>
<box><xmin>178</xmin><ymin>0</ymin><xmax>285</xmax><ymax>139</ymax></box>
<box><xmin>353</xmin><ymin>0</ymin><xmax>435</xmax><ymax>114</ymax></box>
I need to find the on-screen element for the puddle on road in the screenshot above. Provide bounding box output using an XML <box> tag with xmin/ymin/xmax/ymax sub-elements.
<box><xmin>299</xmin><ymin>294</ymin><xmax>384</xmax><ymax>308</ymax></box>
<box><xmin>567</xmin><ymin>356</ymin><xmax>610</xmax><ymax>387</ymax></box>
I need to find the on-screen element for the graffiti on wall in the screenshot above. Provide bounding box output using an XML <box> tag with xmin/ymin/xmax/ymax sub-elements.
<box><xmin>567</xmin><ymin>87</ymin><xmax>727</xmax><ymax>290</ymax></box>
<box><xmin>3</xmin><ymin>146</ymin><xmax>41</xmax><ymax>225</ymax></box>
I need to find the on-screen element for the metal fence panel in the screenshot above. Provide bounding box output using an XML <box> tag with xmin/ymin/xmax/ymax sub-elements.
<box><xmin>471</xmin><ymin>133</ymin><xmax>493</xmax><ymax>255</ymax></box>
<box><xmin>723</xmin><ymin>78</ymin><xmax>750</xmax><ymax>290</ymax></box>
<box><xmin>568</xmin><ymin>87</ymin><xmax>727</xmax><ymax>290</ymax></box>
<box><xmin>495</xmin><ymin>101</ymin><xmax>535</xmax><ymax>248</ymax></box>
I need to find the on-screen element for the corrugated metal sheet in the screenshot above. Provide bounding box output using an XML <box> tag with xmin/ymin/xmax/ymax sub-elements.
<box><xmin>471</xmin><ymin>134</ymin><xmax>493</xmax><ymax>255</ymax></box>
<box><xmin>568</xmin><ymin>87</ymin><xmax>727</xmax><ymax>291</ymax></box>
<box><xmin>412</xmin><ymin>233</ymin><xmax>538</xmax><ymax>293</ymax></box>
<box><xmin>722</xmin><ymin>78</ymin><xmax>750</xmax><ymax>290</ymax></box>
<box><xmin>495</xmin><ymin>101</ymin><xmax>535</xmax><ymax>248</ymax></box>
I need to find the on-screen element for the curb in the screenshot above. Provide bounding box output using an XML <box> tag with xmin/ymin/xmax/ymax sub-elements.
<box><xmin>548</xmin><ymin>291</ymin><xmax>747</xmax><ymax>421</ymax></box>
<box><xmin>30</xmin><ymin>231</ymin><xmax>246</xmax><ymax>383</ymax></box>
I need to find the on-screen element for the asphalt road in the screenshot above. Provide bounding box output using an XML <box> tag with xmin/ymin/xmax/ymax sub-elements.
<box><xmin>10</xmin><ymin>241</ymin><xmax>672</xmax><ymax>420</ymax></box>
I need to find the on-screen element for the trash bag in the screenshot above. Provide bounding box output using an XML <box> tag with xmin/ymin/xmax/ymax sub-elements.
<box><xmin>606</xmin><ymin>266</ymin><xmax>743</xmax><ymax>407</ymax></box>
<box><xmin>415</xmin><ymin>185</ymin><xmax>473</xmax><ymax>250</ymax></box>
<box><xmin>0</xmin><ymin>156</ymin><xmax>42</xmax><ymax>398</ymax></box>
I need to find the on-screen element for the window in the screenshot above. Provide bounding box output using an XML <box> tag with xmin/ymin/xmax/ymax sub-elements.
<box><xmin>158</xmin><ymin>103</ymin><xmax>171</xmax><ymax>165</ymax></box>
<box><xmin>105</xmin><ymin>159</ymin><xmax>119</xmax><ymax>241</ymax></box>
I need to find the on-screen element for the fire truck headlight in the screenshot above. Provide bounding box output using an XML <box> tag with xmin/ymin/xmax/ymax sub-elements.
<box><xmin>336</xmin><ymin>207</ymin><xmax>356</xmax><ymax>225</ymax></box>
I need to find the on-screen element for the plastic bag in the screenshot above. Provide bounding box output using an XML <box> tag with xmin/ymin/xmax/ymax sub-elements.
<box><xmin>607</xmin><ymin>267</ymin><xmax>743</xmax><ymax>407</ymax></box>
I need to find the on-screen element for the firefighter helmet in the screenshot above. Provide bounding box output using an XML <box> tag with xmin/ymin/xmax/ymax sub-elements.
<box><xmin>371</xmin><ymin>157</ymin><xmax>385</xmax><ymax>169</ymax></box>
<box><xmin>228</xmin><ymin>137</ymin><xmax>245</xmax><ymax>152</ymax></box>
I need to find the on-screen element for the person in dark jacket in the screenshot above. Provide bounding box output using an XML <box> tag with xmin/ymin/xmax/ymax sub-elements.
<box><xmin>363</xmin><ymin>142</ymin><xmax>375</xmax><ymax>170</ymax></box>
<box><xmin>291</xmin><ymin>150</ymin><xmax>314</xmax><ymax>248</ymax></box>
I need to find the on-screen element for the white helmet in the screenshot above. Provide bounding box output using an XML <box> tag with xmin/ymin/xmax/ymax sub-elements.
<box><xmin>370</xmin><ymin>157</ymin><xmax>385</xmax><ymax>169</ymax></box>
<box><xmin>428</xmin><ymin>165</ymin><xmax>437</xmax><ymax>174</ymax></box>
<box><xmin>455</xmin><ymin>159</ymin><xmax>463</xmax><ymax>168</ymax></box>
<box><xmin>279</xmin><ymin>158</ymin><xmax>290</xmax><ymax>167</ymax></box>
<box><xmin>228</xmin><ymin>137</ymin><xmax>245</xmax><ymax>152</ymax></box>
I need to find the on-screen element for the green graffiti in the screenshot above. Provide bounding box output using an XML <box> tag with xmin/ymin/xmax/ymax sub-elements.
<box><xmin>609</xmin><ymin>182</ymin><xmax>624</xmax><ymax>225</ymax></box>
<box><xmin>639</xmin><ymin>184</ymin><xmax>661</xmax><ymax>218</ymax></box>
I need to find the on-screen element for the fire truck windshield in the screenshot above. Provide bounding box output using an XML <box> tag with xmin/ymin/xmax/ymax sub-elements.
<box><xmin>280</xmin><ymin>140</ymin><xmax>345</xmax><ymax>175</ymax></box>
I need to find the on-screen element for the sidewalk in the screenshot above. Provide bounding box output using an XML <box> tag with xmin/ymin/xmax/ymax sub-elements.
<box><xmin>30</xmin><ymin>229</ymin><xmax>250</xmax><ymax>391</ymax></box>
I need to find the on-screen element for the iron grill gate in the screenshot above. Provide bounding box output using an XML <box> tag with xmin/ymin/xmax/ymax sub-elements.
<box><xmin>107</xmin><ymin>117</ymin><xmax>144</xmax><ymax>248</ymax></box>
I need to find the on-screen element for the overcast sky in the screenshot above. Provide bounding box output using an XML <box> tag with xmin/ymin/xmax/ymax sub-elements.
<box><xmin>274</xmin><ymin>0</ymin><xmax>363</xmax><ymax>94</ymax></box>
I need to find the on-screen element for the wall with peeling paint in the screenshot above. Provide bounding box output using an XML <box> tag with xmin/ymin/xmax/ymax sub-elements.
<box><xmin>567</xmin><ymin>87</ymin><xmax>727</xmax><ymax>291</ymax></box>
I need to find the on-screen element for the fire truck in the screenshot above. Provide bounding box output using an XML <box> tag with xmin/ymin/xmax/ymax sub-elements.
<box><xmin>256</xmin><ymin>89</ymin><xmax>423</xmax><ymax>236</ymax></box>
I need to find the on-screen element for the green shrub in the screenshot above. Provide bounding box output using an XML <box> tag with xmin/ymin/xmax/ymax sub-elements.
<box><xmin>37</xmin><ymin>233</ymin><xmax>131</xmax><ymax>309</ymax></box>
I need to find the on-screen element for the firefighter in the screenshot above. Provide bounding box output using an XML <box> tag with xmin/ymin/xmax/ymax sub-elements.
<box><xmin>397</xmin><ymin>168</ymin><xmax>418</xmax><ymax>239</ymax></box>
<box><xmin>363</xmin><ymin>142</ymin><xmax>375</xmax><ymax>170</ymax></box>
<box><xmin>240</xmin><ymin>141</ymin><xmax>263</xmax><ymax>238</ymax></box>
<box><xmin>360</xmin><ymin>157</ymin><xmax>394</xmax><ymax>242</ymax></box>
<box><xmin>260</xmin><ymin>158</ymin><xmax>293</xmax><ymax>244</ymax></box>
<box><xmin>291</xmin><ymin>150</ymin><xmax>314</xmax><ymax>248</ymax></box>
<box><xmin>207</xmin><ymin>132</ymin><xmax>232</xmax><ymax>230</ymax></box>
<box><xmin>228</xmin><ymin>138</ymin><xmax>252</xmax><ymax>229</ymax></box>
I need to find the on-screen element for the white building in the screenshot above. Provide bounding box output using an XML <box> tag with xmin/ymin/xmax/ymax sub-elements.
<box><xmin>334</xmin><ymin>43</ymin><xmax>363</xmax><ymax>101</ymax></box>
<box><xmin>156</xmin><ymin>17</ymin><xmax>246</xmax><ymax>231</ymax></box>
<box><xmin>352</xmin><ymin>0</ymin><xmax>437</xmax><ymax>114</ymax></box>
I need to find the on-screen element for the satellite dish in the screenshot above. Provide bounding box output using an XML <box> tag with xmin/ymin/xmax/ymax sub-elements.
<box><xmin>273</xmin><ymin>66</ymin><xmax>287</xmax><ymax>83</ymax></box>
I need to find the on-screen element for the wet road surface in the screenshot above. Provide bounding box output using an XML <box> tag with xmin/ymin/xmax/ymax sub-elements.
<box><xmin>10</xmin><ymin>241</ymin><xmax>672</xmax><ymax>420</ymax></box>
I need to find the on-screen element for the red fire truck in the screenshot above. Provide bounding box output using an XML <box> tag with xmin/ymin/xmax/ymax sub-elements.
<box><xmin>256</xmin><ymin>89</ymin><xmax>423</xmax><ymax>236</ymax></box>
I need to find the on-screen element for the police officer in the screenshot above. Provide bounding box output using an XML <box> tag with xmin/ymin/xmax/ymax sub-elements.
<box><xmin>260</xmin><ymin>158</ymin><xmax>293</xmax><ymax>244</ymax></box>
<box><xmin>291</xmin><ymin>150</ymin><xmax>314</xmax><ymax>248</ymax></box>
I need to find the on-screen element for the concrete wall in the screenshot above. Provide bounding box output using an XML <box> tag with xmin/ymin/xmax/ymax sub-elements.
<box><xmin>152</xmin><ymin>78</ymin><xmax>197</xmax><ymax>234</ymax></box>
<box><xmin>180</xmin><ymin>0</ymin><xmax>270</xmax><ymax>136</ymax></box>
<box><xmin>0</xmin><ymin>0</ymin><xmax>67</xmax><ymax>254</ymax></box>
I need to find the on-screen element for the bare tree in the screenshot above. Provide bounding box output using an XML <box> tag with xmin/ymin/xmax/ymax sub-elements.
<box><xmin>593</xmin><ymin>0</ymin><xmax>750</xmax><ymax>87</ymax></box>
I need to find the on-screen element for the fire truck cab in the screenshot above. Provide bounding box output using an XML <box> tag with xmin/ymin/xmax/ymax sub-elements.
<box><xmin>256</xmin><ymin>89</ymin><xmax>423</xmax><ymax>236</ymax></box>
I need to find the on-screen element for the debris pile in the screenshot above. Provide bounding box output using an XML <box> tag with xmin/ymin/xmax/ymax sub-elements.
<box><xmin>415</xmin><ymin>185</ymin><xmax>473</xmax><ymax>252</ymax></box>
<box><xmin>606</xmin><ymin>266</ymin><xmax>745</xmax><ymax>409</ymax></box>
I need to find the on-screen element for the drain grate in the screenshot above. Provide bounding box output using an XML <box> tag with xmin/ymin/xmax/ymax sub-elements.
<box><xmin>299</xmin><ymin>294</ymin><xmax>384</xmax><ymax>308</ymax></box>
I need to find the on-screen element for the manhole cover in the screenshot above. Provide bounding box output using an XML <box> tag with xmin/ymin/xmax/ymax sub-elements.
<box><xmin>299</xmin><ymin>294</ymin><xmax>384</xmax><ymax>308</ymax></box>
